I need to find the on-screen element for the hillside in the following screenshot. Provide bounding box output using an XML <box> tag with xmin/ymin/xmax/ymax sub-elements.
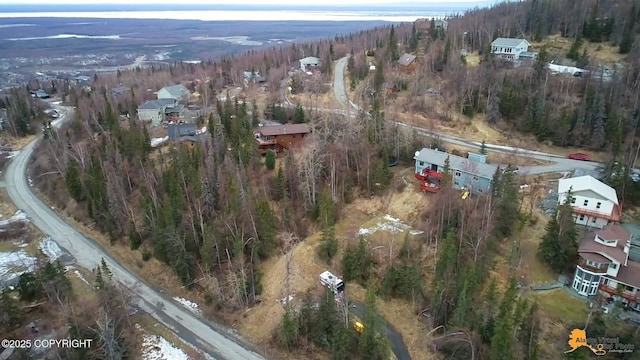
<box><xmin>2</xmin><ymin>0</ymin><xmax>640</xmax><ymax>360</ymax></box>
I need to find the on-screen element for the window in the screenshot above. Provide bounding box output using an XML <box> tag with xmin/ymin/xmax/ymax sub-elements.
<box><xmin>478</xmin><ymin>189</ymin><xmax>483</xmax><ymax>193</ymax></box>
<box><xmin>589</xmin><ymin>281</ymin><xmax>599</xmax><ymax>295</ymax></box>
<box><xmin>609</xmin><ymin>263</ymin><xmax>617</xmax><ymax>270</ymax></box>
<box><xmin>583</xmin><ymin>200</ymin><xmax>589</xmax><ymax>206</ymax></box>
<box><xmin>592</xmin><ymin>218</ymin><xmax>597</xmax><ymax>223</ymax></box>
<box><xmin>419</xmin><ymin>161</ymin><xmax>424</xmax><ymax>166</ymax></box>
<box><xmin>472</xmin><ymin>176</ymin><xmax>479</xmax><ymax>182</ymax></box>
<box><xmin>571</xmin><ymin>198</ymin><xmax>576</xmax><ymax>204</ymax></box>
<box><xmin>455</xmin><ymin>171</ymin><xmax>461</xmax><ymax>177</ymax></box>
<box><xmin>596</xmin><ymin>202</ymin><xmax>601</xmax><ymax>209</ymax></box>
<box><xmin>454</xmin><ymin>181</ymin><xmax>460</xmax><ymax>186</ymax></box>
<box><xmin>579</xmin><ymin>214</ymin><xmax>585</xmax><ymax>221</ymax></box>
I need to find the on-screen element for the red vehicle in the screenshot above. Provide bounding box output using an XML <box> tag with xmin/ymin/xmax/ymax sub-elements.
<box><xmin>568</xmin><ymin>153</ymin><xmax>589</xmax><ymax>161</ymax></box>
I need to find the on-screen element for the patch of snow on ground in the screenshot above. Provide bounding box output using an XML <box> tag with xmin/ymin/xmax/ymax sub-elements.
<box><xmin>358</xmin><ymin>214</ymin><xmax>424</xmax><ymax>236</ymax></box>
<box><xmin>39</xmin><ymin>237</ymin><xmax>63</xmax><ymax>261</ymax></box>
<box><xmin>196</xmin><ymin>126</ymin><xmax>207</xmax><ymax>135</ymax></box>
<box><xmin>0</xmin><ymin>251</ymin><xmax>37</xmax><ymax>286</ymax></box>
<box><xmin>4</xmin><ymin>151</ymin><xmax>20</xmax><ymax>159</ymax></box>
<box><xmin>151</xmin><ymin>136</ymin><xmax>168</xmax><ymax>147</ymax></box>
<box><xmin>141</xmin><ymin>335</ymin><xmax>190</xmax><ymax>360</ymax></box>
<box><xmin>173</xmin><ymin>297</ymin><xmax>201</xmax><ymax>315</ymax></box>
<box><xmin>0</xmin><ymin>210</ymin><xmax>29</xmax><ymax>226</ymax></box>
<box><xmin>74</xmin><ymin>270</ymin><xmax>90</xmax><ymax>285</ymax></box>
<box><xmin>280</xmin><ymin>294</ymin><xmax>294</xmax><ymax>305</ymax></box>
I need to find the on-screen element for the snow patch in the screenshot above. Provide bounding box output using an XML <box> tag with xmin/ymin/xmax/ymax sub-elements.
<box><xmin>0</xmin><ymin>210</ymin><xmax>29</xmax><ymax>226</ymax></box>
<box><xmin>358</xmin><ymin>214</ymin><xmax>424</xmax><ymax>236</ymax></box>
<box><xmin>280</xmin><ymin>294</ymin><xmax>294</xmax><ymax>305</ymax></box>
<box><xmin>196</xmin><ymin>126</ymin><xmax>207</xmax><ymax>135</ymax></box>
<box><xmin>151</xmin><ymin>136</ymin><xmax>168</xmax><ymax>147</ymax></box>
<box><xmin>74</xmin><ymin>269</ymin><xmax>90</xmax><ymax>285</ymax></box>
<box><xmin>141</xmin><ymin>334</ymin><xmax>190</xmax><ymax>360</ymax></box>
<box><xmin>3</xmin><ymin>151</ymin><xmax>20</xmax><ymax>159</ymax></box>
<box><xmin>0</xmin><ymin>250</ymin><xmax>37</xmax><ymax>286</ymax></box>
<box><xmin>39</xmin><ymin>237</ymin><xmax>63</xmax><ymax>261</ymax></box>
<box><xmin>173</xmin><ymin>297</ymin><xmax>201</xmax><ymax>315</ymax></box>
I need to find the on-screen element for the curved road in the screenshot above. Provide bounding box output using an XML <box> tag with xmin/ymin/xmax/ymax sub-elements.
<box><xmin>5</xmin><ymin>105</ymin><xmax>267</xmax><ymax>360</ymax></box>
<box><xmin>351</xmin><ymin>300</ymin><xmax>411</xmax><ymax>360</ymax></box>
<box><xmin>280</xmin><ymin>56</ymin><xmax>635</xmax><ymax>176</ymax></box>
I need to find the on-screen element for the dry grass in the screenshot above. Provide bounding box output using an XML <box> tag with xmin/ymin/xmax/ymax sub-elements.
<box><xmin>464</xmin><ymin>51</ymin><xmax>481</xmax><ymax>66</ymax></box>
<box><xmin>3</xmin><ymin>135</ymin><xmax>37</xmax><ymax>150</ymax></box>
<box><xmin>237</xmin><ymin>169</ymin><xmax>435</xmax><ymax>359</ymax></box>
<box><xmin>347</xmin><ymin>284</ymin><xmax>438</xmax><ymax>360</ymax></box>
<box><xmin>289</xmin><ymin>91</ymin><xmax>338</xmax><ymax>109</ymax></box>
<box><xmin>532</xmin><ymin>33</ymin><xmax>626</xmax><ymax>65</ymax></box>
<box><xmin>0</xmin><ymin>188</ymin><xmax>18</xmax><ymax>217</ymax></box>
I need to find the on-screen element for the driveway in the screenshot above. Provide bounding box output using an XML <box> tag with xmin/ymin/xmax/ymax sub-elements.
<box><xmin>350</xmin><ymin>300</ymin><xmax>412</xmax><ymax>360</ymax></box>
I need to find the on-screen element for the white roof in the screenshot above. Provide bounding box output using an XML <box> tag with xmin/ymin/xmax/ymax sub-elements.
<box><xmin>491</xmin><ymin>37</ymin><xmax>529</xmax><ymax>48</ymax></box>
<box><xmin>558</xmin><ymin>175</ymin><xmax>618</xmax><ymax>205</ymax></box>
<box><xmin>300</xmin><ymin>56</ymin><xmax>320</xmax><ymax>64</ymax></box>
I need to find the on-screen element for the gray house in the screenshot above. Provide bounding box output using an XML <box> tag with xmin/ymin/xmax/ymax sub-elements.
<box><xmin>137</xmin><ymin>99</ymin><xmax>177</xmax><ymax>126</ymax></box>
<box><xmin>157</xmin><ymin>84</ymin><xmax>191</xmax><ymax>102</ymax></box>
<box><xmin>111</xmin><ymin>86</ymin><xmax>130</xmax><ymax>97</ymax></box>
<box><xmin>414</xmin><ymin>148</ymin><xmax>497</xmax><ymax>195</ymax></box>
<box><xmin>167</xmin><ymin>123</ymin><xmax>197</xmax><ymax>142</ymax></box>
<box><xmin>299</xmin><ymin>56</ymin><xmax>321</xmax><ymax>72</ymax></box>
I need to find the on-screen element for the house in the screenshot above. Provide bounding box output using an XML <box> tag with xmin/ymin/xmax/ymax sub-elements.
<box><xmin>254</xmin><ymin>123</ymin><xmax>311</xmax><ymax>154</ymax></box>
<box><xmin>31</xmin><ymin>89</ymin><xmax>49</xmax><ymax>99</ymax></box>
<box><xmin>571</xmin><ymin>224</ymin><xmax>640</xmax><ymax>312</ymax></box>
<box><xmin>490</xmin><ymin>38</ymin><xmax>538</xmax><ymax>60</ymax></box>
<box><xmin>164</xmin><ymin>104</ymin><xmax>185</xmax><ymax>122</ymax></box>
<box><xmin>299</xmin><ymin>57</ymin><xmax>321</xmax><ymax>72</ymax></box>
<box><xmin>157</xmin><ymin>84</ymin><xmax>191</xmax><ymax>102</ymax></box>
<box><xmin>398</xmin><ymin>53</ymin><xmax>417</xmax><ymax>72</ymax></box>
<box><xmin>243</xmin><ymin>71</ymin><xmax>267</xmax><ymax>84</ymax></box>
<box><xmin>434</xmin><ymin>19</ymin><xmax>448</xmax><ymax>31</ymax></box>
<box><xmin>110</xmin><ymin>86</ymin><xmax>130</xmax><ymax>98</ymax></box>
<box><xmin>167</xmin><ymin>123</ymin><xmax>198</xmax><ymax>150</ymax></box>
<box><xmin>557</xmin><ymin>175</ymin><xmax>622</xmax><ymax>229</ymax></box>
<box><xmin>413</xmin><ymin>148</ymin><xmax>497</xmax><ymax>195</ymax></box>
<box><xmin>137</xmin><ymin>99</ymin><xmax>177</xmax><ymax>126</ymax></box>
<box><xmin>383</xmin><ymin>82</ymin><xmax>399</xmax><ymax>94</ymax></box>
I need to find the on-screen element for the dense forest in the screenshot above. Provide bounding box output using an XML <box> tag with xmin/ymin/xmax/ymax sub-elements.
<box><xmin>2</xmin><ymin>0</ymin><xmax>640</xmax><ymax>359</ymax></box>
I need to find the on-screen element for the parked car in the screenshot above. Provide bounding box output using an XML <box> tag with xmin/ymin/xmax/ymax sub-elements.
<box><xmin>568</xmin><ymin>153</ymin><xmax>589</xmax><ymax>161</ymax></box>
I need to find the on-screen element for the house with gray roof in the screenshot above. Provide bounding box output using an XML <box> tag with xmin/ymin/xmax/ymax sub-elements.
<box><xmin>167</xmin><ymin>123</ymin><xmax>197</xmax><ymax>142</ymax></box>
<box><xmin>157</xmin><ymin>84</ymin><xmax>191</xmax><ymax>102</ymax></box>
<box><xmin>299</xmin><ymin>57</ymin><xmax>320</xmax><ymax>72</ymax></box>
<box><xmin>137</xmin><ymin>98</ymin><xmax>177</xmax><ymax>126</ymax></box>
<box><xmin>398</xmin><ymin>53</ymin><xmax>417</xmax><ymax>72</ymax></box>
<box><xmin>110</xmin><ymin>86</ymin><xmax>130</xmax><ymax>97</ymax></box>
<box><xmin>414</xmin><ymin>148</ymin><xmax>498</xmax><ymax>195</ymax></box>
<box><xmin>491</xmin><ymin>38</ymin><xmax>537</xmax><ymax>60</ymax></box>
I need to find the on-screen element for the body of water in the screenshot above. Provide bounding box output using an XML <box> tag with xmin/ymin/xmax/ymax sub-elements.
<box><xmin>0</xmin><ymin>9</ymin><xmax>451</xmax><ymax>22</ymax></box>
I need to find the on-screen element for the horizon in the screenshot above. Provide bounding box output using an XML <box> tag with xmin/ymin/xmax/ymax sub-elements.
<box><xmin>0</xmin><ymin>0</ymin><xmax>494</xmax><ymax>5</ymax></box>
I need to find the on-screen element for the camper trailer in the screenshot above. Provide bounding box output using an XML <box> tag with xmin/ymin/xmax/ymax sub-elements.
<box><xmin>319</xmin><ymin>271</ymin><xmax>345</xmax><ymax>295</ymax></box>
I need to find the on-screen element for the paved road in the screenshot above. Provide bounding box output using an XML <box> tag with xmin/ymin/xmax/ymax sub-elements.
<box><xmin>351</xmin><ymin>300</ymin><xmax>411</xmax><ymax>360</ymax></box>
<box><xmin>5</xmin><ymin>105</ymin><xmax>267</xmax><ymax>360</ymax></box>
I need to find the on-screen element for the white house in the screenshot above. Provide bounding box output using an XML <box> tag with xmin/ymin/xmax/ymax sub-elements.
<box><xmin>156</xmin><ymin>84</ymin><xmax>191</xmax><ymax>102</ymax></box>
<box><xmin>137</xmin><ymin>99</ymin><xmax>177</xmax><ymax>127</ymax></box>
<box><xmin>558</xmin><ymin>175</ymin><xmax>621</xmax><ymax>229</ymax></box>
<box><xmin>491</xmin><ymin>38</ymin><xmax>537</xmax><ymax>60</ymax></box>
<box><xmin>571</xmin><ymin>224</ymin><xmax>640</xmax><ymax>312</ymax></box>
<box><xmin>299</xmin><ymin>56</ymin><xmax>320</xmax><ymax>72</ymax></box>
<box><xmin>433</xmin><ymin>19</ymin><xmax>448</xmax><ymax>31</ymax></box>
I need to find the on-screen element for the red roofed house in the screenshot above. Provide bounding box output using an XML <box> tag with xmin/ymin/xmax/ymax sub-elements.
<box><xmin>254</xmin><ymin>123</ymin><xmax>311</xmax><ymax>154</ymax></box>
<box><xmin>571</xmin><ymin>224</ymin><xmax>640</xmax><ymax>312</ymax></box>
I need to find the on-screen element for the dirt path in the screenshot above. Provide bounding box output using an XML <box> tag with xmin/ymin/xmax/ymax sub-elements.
<box><xmin>350</xmin><ymin>300</ymin><xmax>412</xmax><ymax>360</ymax></box>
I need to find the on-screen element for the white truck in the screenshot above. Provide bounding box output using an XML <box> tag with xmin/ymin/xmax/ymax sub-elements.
<box><xmin>320</xmin><ymin>271</ymin><xmax>345</xmax><ymax>295</ymax></box>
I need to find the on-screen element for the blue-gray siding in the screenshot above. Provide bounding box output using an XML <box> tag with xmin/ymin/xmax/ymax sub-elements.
<box><xmin>415</xmin><ymin>159</ymin><xmax>493</xmax><ymax>195</ymax></box>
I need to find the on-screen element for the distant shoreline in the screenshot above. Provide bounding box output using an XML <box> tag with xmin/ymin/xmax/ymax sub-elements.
<box><xmin>0</xmin><ymin>10</ymin><xmax>450</xmax><ymax>22</ymax></box>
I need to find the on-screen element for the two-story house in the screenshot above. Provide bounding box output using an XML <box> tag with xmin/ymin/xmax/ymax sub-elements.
<box><xmin>572</xmin><ymin>224</ymin><xmax>640</xmax><ymax>312</ymax></box>
<box><xmin>255</xmin><ymin>123</ymin><xmax>311</xmax><ymax>154</ymax></box>
<box><xmin>557</xmin><ymin>175</ymin><xmax>622</xmax><ymax>229</ymax></box>
<box><xmin>299</xmin><ymin>57</ymin><xmax>321</xmax><ymax>72</ymax></box>
<box><xmin>413</xmin><ymin>148</ymin><xmax>497</xmax><ymax>195</ymax></box>
<box><xmin>490</xmin><ymin>38</ymin><xmax>538</xmax><ymax>60</ymax></box>
<box><xmin>137</xmin><ymin>99</ymin><xmax>178</xmax><ymax>127</ymax></box>
<box><xmin>157</xmin><ymin>84</ymin><xmax>191</xmax><ymax>102</ymax></box>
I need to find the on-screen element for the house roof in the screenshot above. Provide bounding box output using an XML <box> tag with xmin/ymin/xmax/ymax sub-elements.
<box><xmin>177</xmin><ymin>135</ymin><xmax>198</xmax><ymax>143</ymax></box>
<box><xmin>159</xmin><ymin>84</ymin><xmax>190</xmax><ymax>98</ymax></box>
<box><xmin>558</xmin><ymin>175</ymin><xmax>618</xmax><ymax>205</ymax></box>
<box><xmin>167</xmin><ymin>123</ymin><xmax>197</xmax><ymax>140</ymax></box>
<box><xmin>398</xmin><ymin>53</ymin><xmax>417</xmax><ymax>66</ymax></box>
<box><xmin>414</xmin><ymin>148</ymin><xmax>498</xmax><ymax>179</ymax></box>
<box><xmin>111</xmin><ymin>86</ymin><xmax>130</xmax><ymax>95</ymax></box>
<box><xmin>165</xmin><ymin>104</ymin><xmax>185</xmax><ymax>114</ymax></box>
<box><xmin>596</xmin><ymin>224</ymin><xmax>631</xmax><ymax>242</ymax></box>
<box><xmin>491</xmin><ymin>37</ymin><xmax>530</xmax><ymax>47</ymax></box>
<box><xmin>383</xmin><ymin>82</ymin><xmax>398</xmax><ymax>88</ymax></box>
<box><xmin>259</xmin><ymin>124</ymin><xmax>311</xmax><ymax>136</ymax></box>
<box><xmin>300</xmin><ymin>57</ymin><xmax>320</xmax><ymax>65</ymax></box>
<box><xmin>614</xmin><ymin>260</ymin><xmax>640</xmax><ymax>288</ymax></box>
<box><xmin>580</xmin><ymin>252</ymin><xmax>611</xmax><ymax>264</ymax></box>
<box><xmin>579</xmin><ymin>230</ymin><xmax>628</xmax><ymax>264</ymax></box>
<box><xmin>138</xmin><ymin>99</ymin><xmax>176</xmax><ymax>110</ymax></box>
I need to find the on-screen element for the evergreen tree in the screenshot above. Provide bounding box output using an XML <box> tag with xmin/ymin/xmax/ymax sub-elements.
<box><xmin>0</xmin><ymin>290</ymin><xmax>23</xmax><ymax>332</ymax></box>
<box><xmin>441</xmin><ymin>155</ymin><xmax>452</xmax><ymax>187</ymax></box>
<box><xmin>318</xmin><ymin>225</ymin><xmax>338</xmax><ymax>264</ymax></box>
<box><xmin>271</xmin><ymin>166</ymin><xmax>287</xmax><ymax>201</ymax></box>
<box><xmin>265</xmin><ymin>150</ymin><xmax>276</xmax><ymax>170</ymax></box>
<box><xmin>388</xmin><ymin>25</ymin><xmax>399</xmax><ymax>62</ymax></box>
<box><xmin>538</xmin><ymin>187</ymin><xmax>579</xmax><ymax>273</ymax></box>
<box><xmin>360</xmin><ymin>288</ymin><xmax>390</xmax><ymax>360</ymax></box>
<box><xmin>489</xmin><ymin>279</ymin><xmax>517</xmax><ymax>360</ymax></box>
<box><xmin>493</xmin><ymin>165</ymin><xmax>520</xmax><ymax>239</ymax></box>
<box><xmin>65</xmin><ymin>159</ymin><xmax>84</xmax><ymax>201</ymax></box>
<box><xmin>409</xmin><ymin>23</ymin><xmax>420</xmax><ymax>52</ymax></box>
<box><xmin>294</xmin><ymin>105</ymin><xmax>306</xmax><ymax>124</ymax></box>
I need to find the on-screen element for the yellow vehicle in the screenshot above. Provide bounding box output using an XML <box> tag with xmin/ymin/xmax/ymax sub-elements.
<box><xmin>354</xmin><ymin>321</ymin><xmax>364</xmax><ymax>334</ymax></box>
<box><xmin>461</xmin><ymin>190</ymin><xmax>470</xmax><ymax>200</ymax></box>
